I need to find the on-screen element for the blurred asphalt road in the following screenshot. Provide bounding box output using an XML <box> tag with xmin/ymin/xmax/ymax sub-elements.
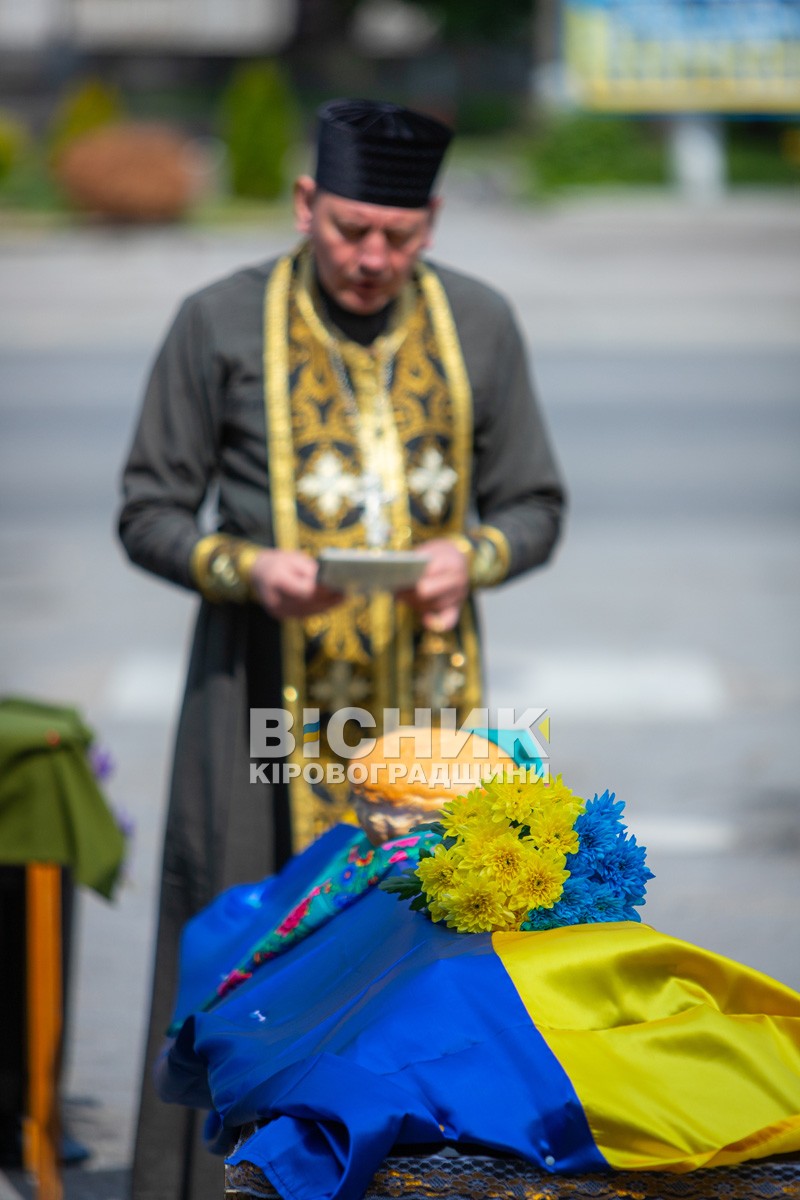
<box><xmin>1</xmin><ymin>186</ymin><xmax>799</xmax><ymax>1197</ymax></box>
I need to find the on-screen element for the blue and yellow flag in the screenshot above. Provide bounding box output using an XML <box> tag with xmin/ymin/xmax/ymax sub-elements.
<box><xmin>160</xmin><ymin>827</ymin><xmax>800</xmax><ymax>1200</ymax></box>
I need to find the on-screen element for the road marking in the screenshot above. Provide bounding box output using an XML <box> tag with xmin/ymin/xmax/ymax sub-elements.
<box><xmin>105</xmin><ymin>650</ymin><xmax>729</xmax><ymax>724</ymax></box>
<box><xmin>632</xmin><ymin>816</ymin><xmax>736</xmax><ymax>854</ymax></box>
<box><xmin>488</xmin><ymin>651</ymin><xmax>728</xmax><ymax>720</ymax></box>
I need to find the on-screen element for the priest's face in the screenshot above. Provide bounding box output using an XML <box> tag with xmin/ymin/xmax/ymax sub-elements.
<box><xmin>294</xmin><ymin>177</ymin><xmax>438</xmax><ymax>315</ymax></box>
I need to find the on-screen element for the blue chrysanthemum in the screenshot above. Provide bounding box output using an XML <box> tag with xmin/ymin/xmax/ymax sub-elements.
<box><xmin>583</xmin><ymin>882</ymin><xmax>628</xmax><ymax>923</ymax></box>
<box><xmin>546</xmin><ymin>874</ymin><xmax>594</xmax><ymax>926</ymax></box>
<box><xmin>572</xmin><ymin>791</ymin><xmax>624</xmax><ymax>866</ymax></box>
<box><xmin>521</xmin><ymin>907</ymin><xmax>564</xmax><ymax>932</ymax></box>
<box><xmin>587</xmin><ymin>789</ymin><xmax>626</xmax><ymax>825</ymax></box>
<box><xmin>596</xmin><ymin>833</ymin><xmax>654</xmax><ymax>903</ymax></box>
<box><xmin>521</xmin><ymin>874</ymin><xmax>603</xmax><ymax>931</ymax></box>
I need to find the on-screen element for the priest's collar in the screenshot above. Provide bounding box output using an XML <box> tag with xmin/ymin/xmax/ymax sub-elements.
<box><xmin>315</xmin><ymin>273</ymin><xmax>394</xmax><ymax>346</ymax></box>
<box><xmin>293</xmin><ymin>242</ymin><xmax>419</xmax><ymax>355</ymax></box>
<box><xmin>295</xmin><ymin>244</ymin><xmax>417</xmax><ymax>352</ymax></box>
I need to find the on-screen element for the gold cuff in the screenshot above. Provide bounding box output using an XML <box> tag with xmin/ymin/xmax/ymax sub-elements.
<box><xmin>190</xmin><ymin>535</ymin><xmax>263</xmax><ymax>603</ymax></box>
<box><xmin>468</xmin><ymin>525</ymin><xmax>512</xmax><ymax>588</ymax></box>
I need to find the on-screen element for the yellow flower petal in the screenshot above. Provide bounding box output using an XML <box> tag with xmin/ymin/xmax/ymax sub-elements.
<box><xmin>417</xmin><ymin>844</ymin><xmax>463</xmax><ymax>900</ymax></box>
<box><xmin>443</xmin><ymin>876</ymin><xmax>517</xmax><ymax>934</ymax></box>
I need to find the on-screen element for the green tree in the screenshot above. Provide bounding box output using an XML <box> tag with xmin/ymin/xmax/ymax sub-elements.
<box><xmin>423</xmin><ymin>0</ymin><xmax>533</xmax><ymax>41</ymax></box>
<box><xmin>0</xmin><ymin>111</ymin><xmax>29</xmax><ymax>183</ymax></box>
<box><xmin>219</xmin><ymin>61</ymin><xmax>299</xmax><ymax>200</ymax></box>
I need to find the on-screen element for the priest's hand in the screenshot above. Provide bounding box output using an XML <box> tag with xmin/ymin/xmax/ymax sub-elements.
<box><xmin>250</xmin><ymin>549</ymin><xmax>342</xmax><ymax>619</ymax></box>
<box><xmin>401</xmin><ymin>537</ymin><xmax>470</xmax><ymax>632</ymax></box>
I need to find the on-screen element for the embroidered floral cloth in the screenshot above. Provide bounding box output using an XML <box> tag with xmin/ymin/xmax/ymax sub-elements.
<box><xmin>167</xmin><ymin>826</ymin><xmax>439</xmax><ymax>1034</ymax></box>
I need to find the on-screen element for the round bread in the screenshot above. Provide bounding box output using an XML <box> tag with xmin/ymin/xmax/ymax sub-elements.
<box><xmin>351</xmin><ymin>726</ymin><xmax>513</xmax><ymax>844</ymax></box>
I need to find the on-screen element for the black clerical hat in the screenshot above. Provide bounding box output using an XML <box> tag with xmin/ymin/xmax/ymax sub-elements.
<box><xmin>315</xmin><ymin>99</ymin><xmax>453</xmax><ymax>209</ymax></box>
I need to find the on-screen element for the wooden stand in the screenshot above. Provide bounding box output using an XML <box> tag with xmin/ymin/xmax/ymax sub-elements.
<box><xmin>22</xmin><ymin>863</ymin><xmax>63</xmax><ymax>1200</ymax></box>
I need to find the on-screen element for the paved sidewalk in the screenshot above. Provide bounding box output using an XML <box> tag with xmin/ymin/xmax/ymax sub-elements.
<box><xmin>1</xmin><ymin>189</ymin><xmax>798</xmax><ymax>1198</ymax></box>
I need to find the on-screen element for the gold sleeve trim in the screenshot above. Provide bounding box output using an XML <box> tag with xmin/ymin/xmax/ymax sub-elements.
<box><xmin>469</xmin><ymin>524</ymin><xmax>512</xmax><ymax>587</ymax></box>
<box><xmin>190</xmin><ymin>534</ymin><xmax>263</xmax><ymax>603</ymax></box>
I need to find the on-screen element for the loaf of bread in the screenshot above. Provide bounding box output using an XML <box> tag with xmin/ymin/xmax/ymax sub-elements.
<box><xmin>352</xmin><ymin>726</ymin><xmax>513</xmax><ymax>844</ymax></box>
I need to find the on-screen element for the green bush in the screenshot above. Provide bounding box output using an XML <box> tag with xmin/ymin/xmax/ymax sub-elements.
<box><xmin>727</xmin><ymin>121</ymin><xmax>800</xmax><ymax>186</ymax></box>
<box><xmin>0</xmin><ymin>111</ymin><xmax>29</xmax><ymax>182</ymax></box>
<box><xmin>48</xmin><ymin>78</ymin><xmax>125</xmax><ymax>163</ymax></box>
<box><xmin>457</xmin><ymin>94</ymin><xmax>520</xmax><ymax>136</ymax></box>
<box><xmin>218</xmin><ymin>60</ymin><xmax>298</xmax><ymax>200</ymax></box>
<box><xmin>529</xmin><ymin>112</ymin><xmax>667</xmax><ymax>194</ymax></box>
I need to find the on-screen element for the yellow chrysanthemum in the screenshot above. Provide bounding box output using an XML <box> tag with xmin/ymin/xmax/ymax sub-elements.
<box><xmin>416</xmin><ymin>844</ymin><xmax>463</xmax><ymax>901</ymax></box>
<box><xmin>526</xmin><ymin>807</ymin><xmax>580</xmax><ymax>857</ymax></box>
<box><xmin>442</xmin><ymin>877</ymin><xmax>517</xmax><ymax>934</ymax></box>
<box><xmin>513</xmin><ymin>850</ymin><xmax>569</xmax><ymax>912</ymax></box>
<box><xmin>427</xmin><ymin>896</ymin><xmax>450</xmax><ymax>924</ymax></box>
<box><xmin>456</xmin><ymin>811</ymin><xmax>508</xmax><ymax>862</ymax></box>
<box><xmin>471</xmin><ymin>829</ymin><xmax>531</xmax><ymax>893</ymax></box>
<box><xmin>410</xmin><ymin>768</ymin><xmax>586</xmax><ymax>931</ymax></box>
<box><xmin>539</xmin><ymin>773</ymin><xmax>585</xmax><ymax>817</ymax></box>
<box><xmin>485</xmin><ymin>772</ymin><xmax>541</xmax><ymax>824</ymax></box>
<box><xmin>438</xmin><ymin>789</ymin><xmax>489</xmax><ymax>838</ymax></box>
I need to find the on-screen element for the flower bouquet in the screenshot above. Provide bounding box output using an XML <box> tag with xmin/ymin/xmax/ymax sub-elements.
<box><xmin>381</xmin><ymin>771</ymin><xmax>653</xmax><ymax>934</ymax></box>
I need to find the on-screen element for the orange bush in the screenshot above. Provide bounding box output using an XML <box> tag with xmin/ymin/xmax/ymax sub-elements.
<box><xmin>54</xmin><ymin>122</ymin><xmax>202</xmax><ymax>222</ymax></box>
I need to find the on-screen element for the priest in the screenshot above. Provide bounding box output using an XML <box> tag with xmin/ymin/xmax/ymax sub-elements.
<box><xmin>118</xmin><ymin>98</ymin><xmax>565</xmax><ymax>1200</ymax></box>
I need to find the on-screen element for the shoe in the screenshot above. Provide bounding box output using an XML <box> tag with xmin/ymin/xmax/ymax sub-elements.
<box><xmin>61</xmin><ymin>1132</ymin><xmax>92</xmax><ymax>1166</ymax></box>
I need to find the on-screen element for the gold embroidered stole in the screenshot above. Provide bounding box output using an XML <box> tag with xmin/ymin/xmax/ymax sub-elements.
<box><xmin>264</xmin><ymin>246</ymin><xmax>482</xmax><ymax>851</ymax></box>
